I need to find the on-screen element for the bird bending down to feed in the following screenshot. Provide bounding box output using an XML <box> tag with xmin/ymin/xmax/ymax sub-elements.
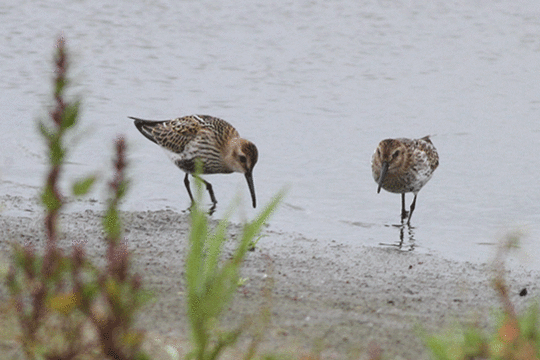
<box><xmin>371</xmin><ymin>136</ymin><xmax>439</xmax><ymax>225</ymax></box>
<box><xmin>131</xmin><ymin>115</ymin><xmax>258</xmax><ymax>213</ymax></box>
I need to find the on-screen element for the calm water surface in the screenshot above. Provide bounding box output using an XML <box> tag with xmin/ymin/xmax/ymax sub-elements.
<box><xmin>2</xmin><ymin>0</ymin><xmax>540</xmax><ymax>268</ymax></box>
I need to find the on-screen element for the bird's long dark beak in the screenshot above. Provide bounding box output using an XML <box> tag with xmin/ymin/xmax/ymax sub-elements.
<box><xmin>377</xmin><ymin>161</ymin><xmax>389</xmax><ymax>194</ymax></box>
<box><xmin>245</xmin><ymin>171</ymin><xmax>257</xmax><ymax>208</ymax></box>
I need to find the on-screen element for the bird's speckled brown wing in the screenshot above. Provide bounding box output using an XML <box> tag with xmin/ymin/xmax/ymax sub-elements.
<box><xmin>132</xmin><ymin>115</ymin><xmax>241</xmax><ymax>155</ymax></box>
<box><xmin>416</xmin><ymin>136</ymin><xmax>439</xmax><ymax>171</ymax></box>
<box><xmin>131</xmin><ymin>115</ymin><xmax>209</xmax><ymax>154</ymax></box>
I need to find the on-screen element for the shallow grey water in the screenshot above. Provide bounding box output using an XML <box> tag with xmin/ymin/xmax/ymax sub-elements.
<box><xmin>2</xmin><ymin>0</ymin><xmax>540</xmax><ymax>268</ymax></box>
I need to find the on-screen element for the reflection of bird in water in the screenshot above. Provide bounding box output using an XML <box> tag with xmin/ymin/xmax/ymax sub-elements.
<box><xmin>131</xmin><ymin>115</ymin><xmax>258</xmax><ymax>213</ymax></box>
<box><xmin>372</xmin><ymin>136</ymin><xmax>439</xmax><ymax>225</ymax></box>
<box><xmin>377</xmin><ymin>221</ymin><xmax>416</xmax><ymax>251</ymax></box>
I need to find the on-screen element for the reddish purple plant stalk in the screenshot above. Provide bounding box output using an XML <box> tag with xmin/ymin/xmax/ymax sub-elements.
<box><xmin>43</xmin><ymin>41</ymin><xmax>68</xmax><ymax>293</ymax></box>
<box><xmin>8</xmin><ymin>36</ymin><xmax>149</xmax><ymax>360</ymax></box>
<box><xmin>91</xmin><ymin>137</ymin><xmax>147</xmax><ymax>360</ymax></box>
<box><xmin>3</xmin><ymin>35</ymin><xmax>68</xmax><ymax>360</ymax></box>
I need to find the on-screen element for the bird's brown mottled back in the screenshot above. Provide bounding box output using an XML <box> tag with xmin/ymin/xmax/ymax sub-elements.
<box><xmin>417</xmin><ymin>136</ymin><xmax>439</xmax><ymax>171</ymax></box>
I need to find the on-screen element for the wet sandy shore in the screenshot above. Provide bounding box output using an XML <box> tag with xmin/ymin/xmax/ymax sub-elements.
<box><xmin>0</xmin><ymin>195</ymin><xmax>538</xmax><ymax>359</ymax></box>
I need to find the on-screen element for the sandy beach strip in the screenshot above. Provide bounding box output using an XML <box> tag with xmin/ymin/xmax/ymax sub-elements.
<box><xmin>0</xmin><ymin>195</ymin><xmax>538</xmax><ymax>359</ymax></box>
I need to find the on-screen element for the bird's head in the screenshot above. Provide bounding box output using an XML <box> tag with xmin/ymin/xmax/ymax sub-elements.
<box><xmin>373</xmin><ymin>139</ymin><xmax>409</xmax><ymax>193</ymax></box>
<box><xmin>228</xmin><ymin>139</ymin><xmax>258</xmax><ymax>208</ymax></box>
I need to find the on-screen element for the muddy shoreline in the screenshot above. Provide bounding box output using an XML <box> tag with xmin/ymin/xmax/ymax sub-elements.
<box><xmin>0</xmin><ymin>195</ymin><xmax>538</xmax><ymax>359</ymax></box>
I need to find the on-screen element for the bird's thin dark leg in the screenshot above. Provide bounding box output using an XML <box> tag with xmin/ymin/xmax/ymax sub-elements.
<box><xmin>195</xmin><ymin>177</ymin><xmax>217</xmax><ymax>215</ymax></box>
<box><xmin>184</xmin><ymin>173</ymin><xmax>194</xmax><ymax>203</ymax></box>
<box><xmin>401</xmin><ymin>193</ymin><xmax>408</xmax><ymax>220</ymax></box>
<box><xmin>407</xmin><ymin>194</ymin><xmax>418</xmax><ymax>226</ymax></box>
<box><xmin>201</xmin><ymin>178</ymin><xmax>218</xmax><ymax>206</ymax></box>
<box><xmin>189</xmin><ymin>174</ymin><xmax>218</xmax><ymax>215</ymax></box>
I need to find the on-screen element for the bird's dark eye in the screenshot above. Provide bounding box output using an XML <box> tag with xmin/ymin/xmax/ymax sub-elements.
<box><xmin>239</xmin><ymin>155</ymin><xmax>247</xmax><ymax>164</ymax></box>
<box><xmin>392</xmin><ymin>150</ymin><xmax>400</xmax><ymax>158</ymax></box>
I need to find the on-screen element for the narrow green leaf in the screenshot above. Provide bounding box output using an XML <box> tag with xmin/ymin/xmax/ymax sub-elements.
<box><xmin>237</xmin><ymin>189</ymin><xmax>285</xmax><ymax>259</ymax></box>
<box><xmin>185</xmin><ymin>160</ymin><xmax>285</xmax><ymax>359</ymax></box>
<box><xmin>463</xmin><ymin>326</ymin><xmax>487</xmax><ymax>356</ymax></box>
<box><xmin>103</xmin><ymin>207</ymin><xmax>121</xmax><ymax>239</ymax></box>
<box><xmin>423</xmin><ymin>336</ymin><xmax>451</xmax><ymax>360</ymax></box>
<box><xmin>54</xmin><ymin>77</ymin><xmax>67</xmax><ymax>97</ymax></box>
<box><xmin>134</xmin><ymin>353</ymin><xmax>152</xmax><ymax>360</ymax></box>
<box><xmin>61</xmin><ymin>100</ymin><xmax>80</xmax><ymax>130</ymax></box>
<box><xmin>117</xmin><ymin>181</ymin><xmax>129</xmax><ymax>200</ymax></box>
<box><xmin>41</xmin><ymin>184</ymin><xmax>62</xmax><ymax>211</ymax></box>
<box><xmin>72</xmin><ymin>175</ymin><xmax>96</xmax><ymax>196</ymax></box>
<box><xmin>203</xmin><ymin>214</ymin><xmax>232</xmax><ymax>283</ymax></box>
<box><xmin>520</xmin><ymin>302</ymin><xmax>540</xmax><ymax>339</ymax></box>
<box><xmin>81</xmin><ymin>282</ymin><xmax>100</xmax><ymax>301</ymax></box>
<box><xmin>38</xmin><ymin>120</ymin><xmax>55</xmax><ymax>141</ymax></box>
<box><xmin>49</xmin><ymin>137</ymin><xmax>65</xmax><ymax>165</ymax></box>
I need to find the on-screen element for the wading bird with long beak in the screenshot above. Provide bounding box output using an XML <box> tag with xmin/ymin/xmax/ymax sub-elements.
<box><xmin>372</xmin><ymin>136</ymin><xmax>439</xmax><ymax>225</ymax></box>
<box><xmin>131</xmin><ymin>115</ymin><xmax>258</xmax><ymax>213</ymax></box>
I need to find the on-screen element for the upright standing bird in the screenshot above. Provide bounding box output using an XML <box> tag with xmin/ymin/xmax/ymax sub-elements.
<box><xmin>371</xmin><ymin>136</ymin><xmax>439</xmax><ymax>224</ymax></box>
<box><xmin>131</xmin><ymin>115</ymin><xmax>258</xmax><ymax>213</ymax></box>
